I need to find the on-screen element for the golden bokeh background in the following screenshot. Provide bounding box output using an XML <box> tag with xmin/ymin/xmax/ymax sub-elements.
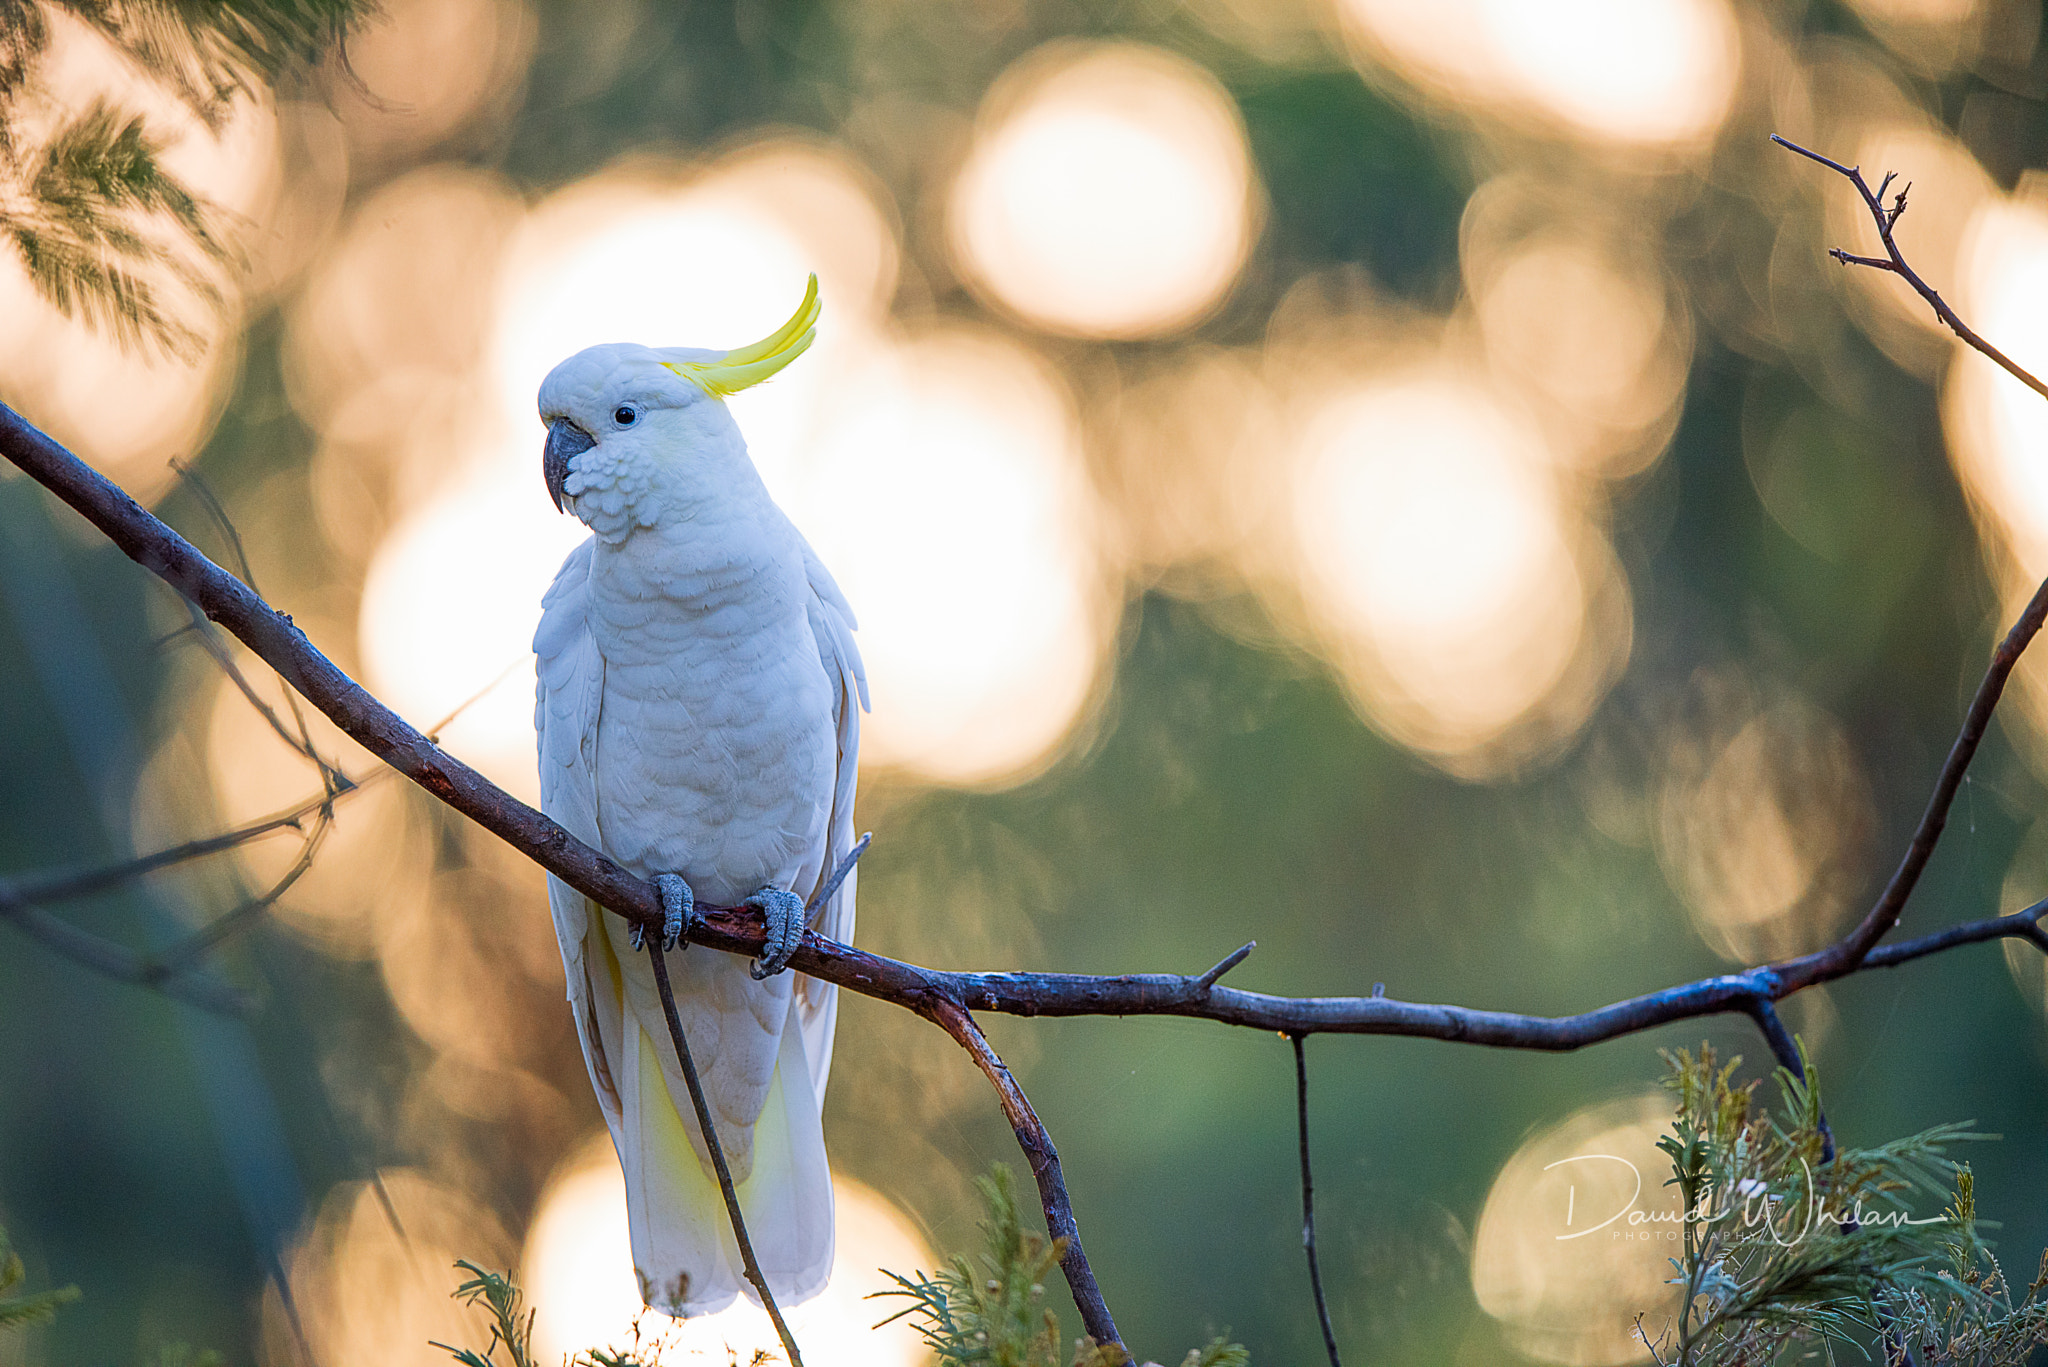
<box><xmin>2</xmin><ymin>0</ymin><xmax>2047</xmax><ymax>1363</ymax></box>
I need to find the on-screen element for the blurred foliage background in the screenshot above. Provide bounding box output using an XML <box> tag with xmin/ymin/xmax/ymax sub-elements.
<box><xmin>3</xmin><ymin>0</ymin><xmax>2048</xmax><ymax>1363</ymax></box>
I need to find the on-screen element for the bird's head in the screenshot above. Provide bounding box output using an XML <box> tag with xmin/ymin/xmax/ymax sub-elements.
<box><xmin>536</xmin><ymin>275</ymin><xmax>820</xmax><ymax>535</ymax></box>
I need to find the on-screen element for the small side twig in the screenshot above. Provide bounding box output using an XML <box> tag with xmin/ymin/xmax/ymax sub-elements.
<box><xmin>641</xmin><ymin>938</ymin><xmax>805</xmax><ymax>1367</ymax></box>
<box><xmin>1773</xmin><ymin>134</ymin><xmax>2048</xmax><ymax>404</ymax></box>
<box><xmin>1790</xmin><ymin>570</ymin><xmax>2048</xmax><ymax>980</ymax></box>
<box><xmin>1291</xmin><ymin>1033</ymin><xmax>1342</xmax><ymax>1367</ymax></box>
<box><xmin>0</xmin><ymin>880</ymin><xmax>251</xmax><ymax>1014</ymax></box>
<box><xmin>9</xmin><ymin>776</ymin><xmax>360</xmax><ymax>904</ymax></box>
<box><xmin>1861</xmin><ymin>896</ymin><xmax>2048</xmax><ymax>966</ymax></box>
<box><xmin>1196</xmin><ymin>941</ymin><xmax>1256</xmax><ymax>991</ymax></box>
<box><xmin>805</xmin><ymin>832</ymin><xmax>870</xmax><ymax>917</ymax></box>
<box><xmin>187</xmin><ymin>603</ymin><xmax>342</xmax><ymax>785</ymax></box>
<box><xmin>921</xmin><ymin>996</ymin><xmax>1121</xmax><ymax>1351</ymax></box>
<box><xmin>1742</xmin><ymin>997</ymin><xmax>1833</xmax><ymax>1162</ymax></box>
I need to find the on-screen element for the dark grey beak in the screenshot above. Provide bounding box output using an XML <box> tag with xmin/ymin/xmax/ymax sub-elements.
<box><xmin>543</xmin><ymin>418</ymin><xmax>596</xmax><ymax>512</ymax></box>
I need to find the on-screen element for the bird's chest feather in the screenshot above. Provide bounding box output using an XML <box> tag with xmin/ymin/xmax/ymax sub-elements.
<box><xmin>585</xmin><ymin>523</ymin><xmax>835</xmax><ymax>902</ymax></box>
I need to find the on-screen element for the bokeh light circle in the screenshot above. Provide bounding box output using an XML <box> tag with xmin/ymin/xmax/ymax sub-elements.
<box><xmin>523</xmin><ymin>1136</ymin><xmax>935</xmax><ymax>1367</ymax></box>
<box><xmin>1287</xmin><ymin>369</ymin><xmax>1625</xmax><ymax>770</ymax></box>
<box><xmin>1340</xmin><ymin>0</ymin><xmax>1739</xmax><ymax>148</ymax></box>
<box><xmin>949</xmin><ymin>42</ymin><xmax>1258</xmax><ymax>338</ymax></box>
<box><xmin>1471</xmin><ymin>1094</ymin><xmax>1681</xmax><ymax>1365</ymax></box>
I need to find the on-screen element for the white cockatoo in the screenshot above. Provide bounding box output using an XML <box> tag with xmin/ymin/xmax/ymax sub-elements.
<box><xmin>531</xmin><ymin>276</ymin><xmax>867</xmax><ymax>1317</ymax></box>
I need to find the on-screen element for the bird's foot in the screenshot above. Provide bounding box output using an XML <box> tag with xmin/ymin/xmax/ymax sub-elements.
<box><xmin>632</xmin><ymin>873</ymin><xmax>697</xmax><ymax>953</ymax></box>
<box><xmin>744</xmin><ymin>887</ymin><xmax>805</xmax><ymax>979</ymax></box>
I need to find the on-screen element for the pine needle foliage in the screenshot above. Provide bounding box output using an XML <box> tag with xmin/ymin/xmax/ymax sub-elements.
<box><xmin>434</xmin><ymin>1261</ymin><xmax>775</xmax><ymax>1367</ymax></box>
<box><xmin>0</xmin><ymin>0</ymin><xmax>368</xmax><ymax>354</ymax></box>
<box><xmin>1642</xmin><ymin>1043</ymin><xmax>2048</xmax><ymax>1367</ymax></box>
<box><xmin>434</xmin><ymin>1261</ymin><xmax>540</xmax><ymax>1367</ymax></box>
<box><xmin>873</xmin><ymin>1165</ymin><xmax>1250</xmax><ymax>1367</ymax></box>
<box><xmin>0</xmin><ymin>1220</ymin><xmax>80</xmax><ymax>1330</ymax></box>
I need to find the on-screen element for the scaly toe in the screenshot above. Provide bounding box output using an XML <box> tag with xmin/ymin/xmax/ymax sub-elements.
<box><xmin>744</xmin><ymin>887</ymin><xmax>805</xmax><ymax>979</ymax></box>
<box><xmin>654</xmin><ymin>873</ymin><xmax>696</xmax><ymax>952</ymax></box>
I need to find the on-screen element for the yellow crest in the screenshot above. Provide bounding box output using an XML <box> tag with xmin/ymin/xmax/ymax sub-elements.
<box><xmin>664</xmin><ymin>275</ymin><xmax>821</xmax><ymax>399</ymax></box>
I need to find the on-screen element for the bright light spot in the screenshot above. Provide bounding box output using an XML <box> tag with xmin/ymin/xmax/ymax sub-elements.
<box><xmin>358</xmin><ymin>478</ymin><xmax>583</xmax><ymax>804</ymax></box>
<box><xmin>1470</xmin><ymin>231</ymin><xmax>1685</xmax><ymax>475</ymax></box>
<box><xmin>949</xmin><ymin>42</ymin><xmax>1258</xmax><ymax>338</ymax></box>
<box><xmin>286</xmin><ymin>164</ymin><xmax>524</xmax><ymax>435</ymax></box>
<box><xmin>1471</xmin><ymin>1094</ymin><xmax>1679</xmax><ymax>1366</ymax></box>
<box><xmin>1288</xmin><ymin>370</ymin><xmax>1624</xmax><ymax>772</ymax></box>
<box><xmin>1950</xmin><ymin>195</ymin><xmax>2048</xmax><ymax>571</ymax></box>
<box><xmin>1848</xmin><ymin>0</ymin><xmax>1978</xmax><ymax>18</ymax></box>
<box><xmin>1340</xmin><ymin>0</ymin><xmax>1738</xmax><ymax>148</ymax></box>
<box><xmin>491</xmin><ymin>142</ymin><xmax>899</xmax><ymax>497</ymax></box>
<box><xmin>795</xmin><ymin>330</ymin><xmax>1105</xmax><ymax>784</ymax></box>
<box><xmin>1654</xmin><ymin>684</ymin><xmax>1873</xmax><ymax>963</ymax></box>
<box><xmin>270</xmin><ymin>1170</ymin><xmax>513</xmax><ymax>1367</ymax></box>
<box><xmin>523</xmin><ymin>1137</ymin><xmax>935</xmax><ymax>1367</ymax></box>
<box><xmin>334</xmin><ymin>0</ymin><xmax>536</xmax><ymax>164</ymax></box>
<box><xmin>1946</xmin><ymin>192</ymin><xmax>2048</xmax><ymax>769</ymax></box>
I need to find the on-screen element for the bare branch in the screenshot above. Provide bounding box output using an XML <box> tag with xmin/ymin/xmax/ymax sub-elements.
<box><xmin>0</xmin><ymin>879</ymin><xmax>250</xmax><ymax>1014</ymax></box>
<box><xmin>920</xmin><ymin>995</ymin><xmax>1120</xmax><ymax>1348</ymax></box>
<box><xmin>1292</xmin><ymin>1034</ymin><xmax>1342</xmax><ymax>1367</ymax></box>
<box><xmin>1196</xmin><ymin>940</ymin><xmax>1256</xmax><ymax>990</ymax></box>
<box><xmin>12</xmin><ymin>791</ymin><xmax>324</xmax><ymax>902</ymax></box>
<box><xmin>1741</xmin><ymin>998</ymin><xmax>1833</xmax><ymax>1162</ymax></box>
<box><xmin>1773</xmin><ymin>134</ymin><xmax>2048</xmax><ymax>403</ymax></box>
<box><xmin>1787</xmin><ymin>571</ymin><xmax>2048</xmax><ymax>980</ymax></box>
<box><xmin>8</xmin><ymin>399</ymin><xmax>2048</xmax><ymax>1345</ymax></box>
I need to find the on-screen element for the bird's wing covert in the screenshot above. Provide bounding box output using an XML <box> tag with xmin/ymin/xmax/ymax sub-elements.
<box><xmin>797</xmin><ymin>535</ymin><xmax>867</xmax><ymax>1107</ymax></box>
<box><xmin>534</xmin><ymin>537</ymin><xmax>621</xmax><ymax>1118</ymax></box>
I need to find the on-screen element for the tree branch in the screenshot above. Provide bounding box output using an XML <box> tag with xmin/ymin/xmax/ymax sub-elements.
<box><xmin>1773</xmin><ymin>134</ymin><xmax>2048</xmax><ymax>403</ymax></box>
<box><xmin>1291</xmin><ymin>1034</ymin><xmax>1342</xmax><ymax>1367</ymax></box>
<box><xmin>8</xmin><ymin>401</ymin><xmax>2048</xmax><ymax>1350</ymax></box>
<box><xmin>0</xmin><ymin>878</ymin><xmax>251</xmax><ymax>1014</ymax></box>
<box><xmin>9</xmin><ymin>778</ymin><xmax>354</xmax><ymax>904</ymax></box>
<box><xmin>919</xmin><ymin>995</ymin><xmax>1119</xmax><ymax>1349</ymax></box>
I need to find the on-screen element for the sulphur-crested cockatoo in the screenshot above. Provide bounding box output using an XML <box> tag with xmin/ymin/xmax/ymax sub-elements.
<box><xmin>532</xmin><ymin>276</ymin><xmax>866</xmax><ymax>1317</ymax></box>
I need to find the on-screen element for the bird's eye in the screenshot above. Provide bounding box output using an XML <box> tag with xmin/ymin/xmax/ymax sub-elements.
<box><xmin>613</xmin><ymin>405</ymin><xmax>639</xmax><ymax>427</ymax></box>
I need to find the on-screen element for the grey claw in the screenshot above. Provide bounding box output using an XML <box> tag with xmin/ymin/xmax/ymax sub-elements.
<box><xmin>655</xmin><ymin>873</ymin><xmax>696</xmax><ymax>952</ymax></box>
<box><xmin>743</xmin><ymin>887</ymin><xmax>805</xmax><ymax>979</ymax></box>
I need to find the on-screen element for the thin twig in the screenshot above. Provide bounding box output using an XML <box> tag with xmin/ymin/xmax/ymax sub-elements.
<box><xmin>641</xmin><ymin>938</ymin><xmax>805</xmax><ymax>1367</ymax></box>
<box><xmin>1789</xmin><ymin>571</ymin><xmax>2048</xmax><ymax>980</ymax></box>
<box><xmin>0</xmin><ymin>880</ymin><xmax>251</xmax><ymax>1014</ymax></box>
<box><xmin>148</xmin><ymin>808</ymin><xmax>332</xmax><ymax>974</ymax></box>
<box><xmin>1742</xmin><ymin>998</ymin><xmax>1833</xmax><ymax>1162</ymax></box>
<box><xmin>1196</xmin><ymin>941</ymin><xmax>1256</xmax><ymax>991</ymax></box>
<box><xmin>1291</xmin><ymin>1034</ymin><xmax>1341</xmax><ymax>1367</ymax></box>
<box><xmin>1773</xmin><ymin>134</ymin><xmax>2048</xmax><ymax>403</ymax></box>
<box><xmin>187</xmin><ymin>603</ymin><xmax>338</xmax><ymax>781</ymax></box>
<box><xmin>920</xmin><ymin>996</ymin><xmax>1121</xmax><ymax>1349</ymax></box>
<box><xmin>171</xmin><ymin>458</ymin><xmax>335</xmax><ymax>787</ymax></box>
<box><xmin>1861</xmin><ymin>896</ymin><xmax>2048</xmax><ymax>966</ymax></box>
<box><xmin>9</xmin><ymin>779</ymin><xmax>355</xmax><ymax>903</ymax></box>
<box><xmin>806</xmin><ymin>832</ymin><xmax>870</xmax><ymax>917</ymax></box>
